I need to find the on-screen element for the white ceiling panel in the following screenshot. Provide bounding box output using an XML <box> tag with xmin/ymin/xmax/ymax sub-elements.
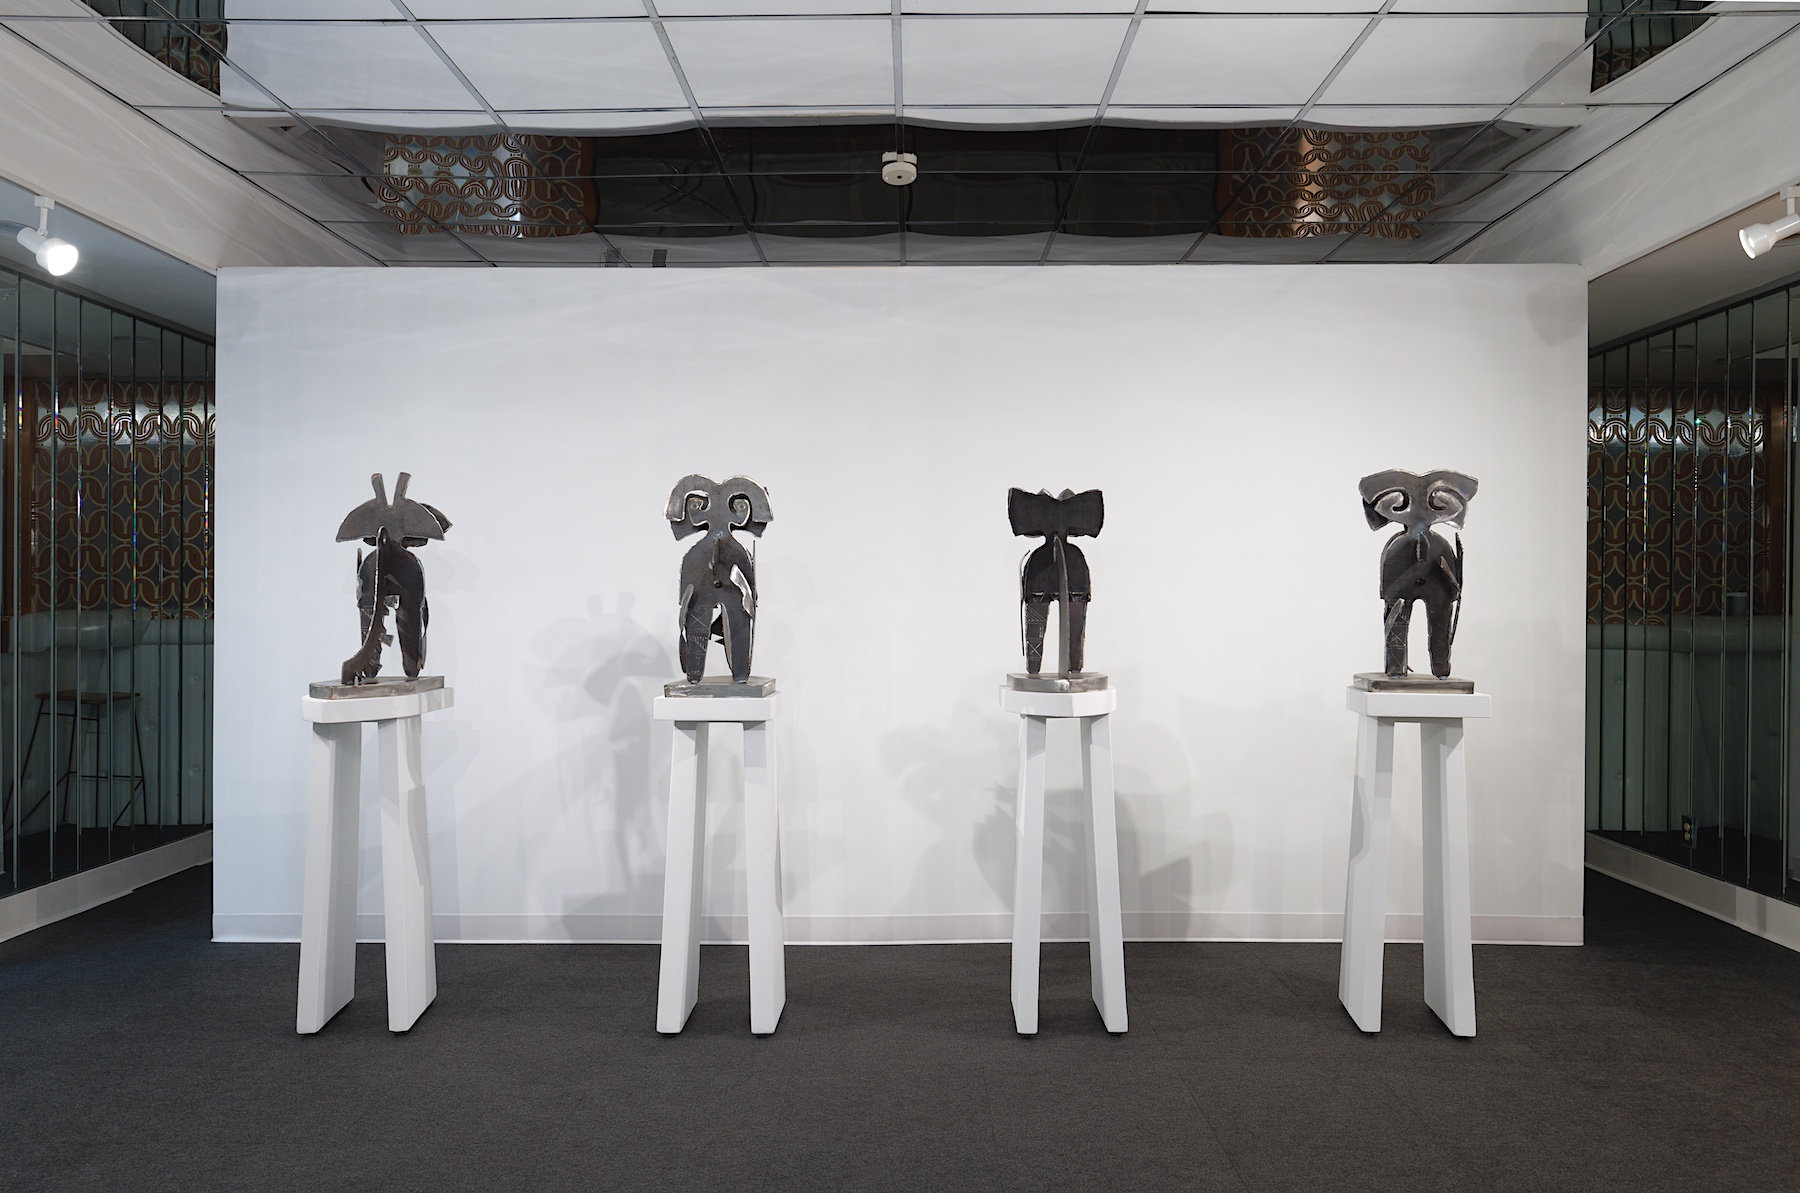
<box><xmin>658</xmin><ymin>2</ymin><xmax>886</xmax><ymax>12</ymax></box>
<box><xmin>664</xmin><ymin>17</ymin><xmax>894</xmax><ymax>106</ymax></box>
<box><xmin>406</xmin><ymin>1</ymin><xmax>645</xmax><ymax>15</ymax></box>
<box><xmin>428</xmin><ymin>19</ymin><xmax>688</xmax><ymax>109</ymax></box>
<box><xmin>1106</xmin><ymin>105</ymin><xmax>1301</xmax><ymax>125</ymax></box>
<box><xmin>906</xmin><ymin>2</ymin><xmax>1137</xmax><ymax>11</ymax></box>
<box><xmin>1112</xmin><ymin>16</ymin><xmax>1363</xmax><ymax>106</ymax></box>
<box><xmin>1148</xmin><ymin>0</ymin><xmax>1383</xmax><ymax>11</ymax></box>
<box><xmin>283</xmin><ymin>109</ymin><xmax>492</xmax><ymax>130</ymax></box>
<box><xmin>222</xmin><ymin>23</ymin><xmax>474</xmax><ymax>110</ymax></box>
<box><xmin>500</xmin><ymin>110</ymin><xmax>695</xmax><ymax>133</ymax></box>
<box><xmin>908</xmin><ymin>105</ymin><xmax>1099</xmax><ymax>126</ymax></box>
<box><xmin>901</xmin><ymin>17</ymin><xmax>1128</xmax><ymax>106</ymax></box>
<box><xmin>224</xmin><ymin>0</ymin><xmax>400</xmax><ymax>17</ymax></box>
<box><xmin>1320</xmin><ymin>16</ymin><xmax>1592</xmax><ymax>108</ymax></box>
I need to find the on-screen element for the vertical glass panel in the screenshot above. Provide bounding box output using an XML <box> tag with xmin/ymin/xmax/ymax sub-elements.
<box><xmin>0</xmin><ymin>267</ymin><xmax>213</xmax><ymax>899</ymax></box>
<box><xmin>1748</xmin><ymin>289</ymin><xmax>1788</xmax><ymax>894</ymax></box>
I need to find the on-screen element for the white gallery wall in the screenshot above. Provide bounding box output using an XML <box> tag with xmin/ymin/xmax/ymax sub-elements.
<box><xmin>214</xmin><ymin>264</ymin><xmax>1587</xmax><ymax>945</ymax></box>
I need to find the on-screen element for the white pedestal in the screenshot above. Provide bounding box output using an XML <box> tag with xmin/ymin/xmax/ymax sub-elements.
<box><xmin>296</xmin><ymin>684</ymin><xmax>453</xmax><ymax>1034</ymax></box>
<box><xmin>1000</xmin><ymin>685</ymin><xmax>1128</xmax><ymax>1036</ymax></box>
<box><xmin>653</xmin><ymin>692</ymin><xmax>784</xmax><ymax>1036</ymax></box>
<box><xmin>1339</xmin><ymin>685</ymin><xmax>1491</xmax><ymax>1037</ymax></box>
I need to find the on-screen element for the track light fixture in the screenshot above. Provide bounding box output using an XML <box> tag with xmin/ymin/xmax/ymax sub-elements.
<box><xmin>1</xmin><ymin>196</ymin><xmax>79</xmax><ymax>276</ymax></box>
<box><xmin>1740</xmin><ymin>185</ymin><xmax>1800</xmax><ymax>260</ymax></box>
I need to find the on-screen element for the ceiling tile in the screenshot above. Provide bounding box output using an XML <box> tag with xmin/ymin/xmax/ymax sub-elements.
<box><xmin>906</xmin><ymin>2</ymin><xmax>1137</xmax><ymax>11</ymax></box>
<box><xmin>902</xmin><ymin>17</ymin><xmax>1129</xmax><ymax>106</ymax></box>
<box><xmin>1148</xmin><ymin>0</ymin><xmax>1382</xmax><ymax>10</ymax></box>
<box><xmin>664</xmin><ymin>17</ymin><xmax>894</xmax><ymax>107</ymax></box>
<box><xmin>406</xmin><ymin>1</ymin><xmax>645</xmax><ymax>14</ymax></box>
<box><xmin>907</xmin><ymin>106</ymin><xmax>1098</xmax><ymax>127</ymax></box>
<box><xmin>226</xmin><ymin>0</ymin><xmax>400</xmax><ymax>17</ymax></box>
<box><xmin>222</xmin><ymin>23</ymin><xmax>474</xmax><ymax>110</ymax></box>
<box><xmin>499</xmin><ymin>110</ymin><xmax>696</xmax><ymax>133</ymax></box>
<box><xmin>658</xmin><ymin>2</ymin><xmax>886</xmax><ymax>12</ymax></box>
<box><xmin>1105</xmin><ymin>105</ymin><xmax>1301</xmax><ymax>125</ymax></box>
<box><xmin>1319</xmin><ymin>15</ymin><xmax>1592</xmax><ymax>107</ymax></box>
<box><xmin>1112</xmin><ymin>17</ymin><xmax>1364</xmax><ymax>106</ymax></box>
<box><xmin>428</xmin><ymin>19</ymin><xmax>689</xmax><ymax>109</ymax></box>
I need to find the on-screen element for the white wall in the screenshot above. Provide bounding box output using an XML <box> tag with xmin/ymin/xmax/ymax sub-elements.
<box><xmin>214</xmin><ymin>265</ymin><xmax>1588</xmax><ymax>945</ymax></box>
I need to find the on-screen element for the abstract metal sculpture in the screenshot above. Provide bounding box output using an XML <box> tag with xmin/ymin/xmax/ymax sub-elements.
<box><xmin>666</xmin><ymin>474</ymin><xmax>772</xmax><ymax>686</ymax></box>
<box><xmin>1008</xmin><ymin>487</ymin><xmax>1105</xmax><ymax>690</ymax></box>
<box><xmin>1359</xmin><ymin>469</ymin><xmax>1478</xmax><ymax>681</ymax></box>
<box><xmin>337</xmin><ymin>473</ymin><xmax>451</xmax><ymax>686</ymax></box>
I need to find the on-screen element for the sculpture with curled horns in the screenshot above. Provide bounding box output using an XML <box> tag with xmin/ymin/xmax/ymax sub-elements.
<box><xmin>666</xmin><ymin>475</ymin><xmax>772</xmax><ymax>684</ymax></box>
<box><xmin>336</xmin><ymin>472</ymin><xmax>451</xmax><ymax>686</ymax></box>
<box><xmin>1360</xmin><ymin>469</ymin><xmax>1478</xmax><ymax>680</ymax></box>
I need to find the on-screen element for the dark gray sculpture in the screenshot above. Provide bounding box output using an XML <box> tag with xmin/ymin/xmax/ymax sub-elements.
<box><xmin>337</xmin><ymin>473</ymin><xmax>451</xmax><ymax>686</ymax></box>
<box><xmin>666</xmin><ymin>474</ymin><xmax>772</xmax><ymax>685</ymax></box>
<box><xmin>1360</xmin><ymin>469</ymin><xmax>1477</xmax><ymax>680</ymax></box>
<box><xmin>1009</xmin><ymin>487</ymin><xmax>1104</xmax><ymax>684</ymax></box>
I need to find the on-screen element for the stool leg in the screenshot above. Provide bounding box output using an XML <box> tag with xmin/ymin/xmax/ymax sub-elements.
<box><xmin>657</xmin><ymin>722</ymin><xmax>709</xmax><ymax>1034</ymax></box>
<box><xmin>1422</xmin><ymin>720</ymin><xmax>1476</xmax><ymax>1037</ymax></box>
<box><xmin>1082</xmin><ymin>713</ymin><xmax>1128</xmax><ymax>1033</ymax></box>
<box><xmin>378</xmin><ymin>714</ymin><xmax>437</xmax><ymax>1033</ymax></box>
<box><xmin>1011</xmin><ymin>714</ymin><xmax>1048</xmax><ymax>1036</ymax></box>
<box><xmin>297</xmin><ymin>722</ymin><xmax>362</xmax><ymax>1034</ymax></box>
<box><xmin>744</xmin><ymin>719</ymin><xmax>785</xmax><ymax>1035</ymax></box>
<box><xmin>1339</xmin><ymin>712</ymin><xmax>1394</xmax><ymax>1033</ymax></box>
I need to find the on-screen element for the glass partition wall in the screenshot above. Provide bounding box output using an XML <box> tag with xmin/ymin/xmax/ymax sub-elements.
<box><xmin>0</xmin><ymin>267</ymin><xmax>213</xmax><ymax>897</ymax></box>
<box><xmin>1588</xmin><ymin>280</ymin><xmax>1799</xmax><ymax>901</ymax></box>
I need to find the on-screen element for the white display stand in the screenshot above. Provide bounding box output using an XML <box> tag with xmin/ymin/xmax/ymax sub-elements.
<box><xmin>1000</xmin><ymin>685</ymin><xmax>1127</xmax><ymax>1036</ymax></box>
<box><xmin>1339</xmin><ymin>685</ymin><xmax>1491</xmax><ymax>1037</ymax></box>
<box><xmin>653</xmin><ymin>692</ymin><xmax>784</xmax><ymax>1036</ymax></box>
<box><xmin>296</xmin><ymin>684</ymin><xmax>453</xmax><ymax>1034</ymax></box>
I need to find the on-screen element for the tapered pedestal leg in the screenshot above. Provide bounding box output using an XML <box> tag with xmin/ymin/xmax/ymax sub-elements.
<box><xmin>297</xmin><ymin>722</ymin><xmax>361</xmax><ymax>1034</ymax></box>
<box><xmin>1011</xmin><ymin>714</ymin><xmax>1048</xmax><ymax>1036</ymax></box>
<box><xmin>1421</xmin><ymin>721</ymin><xmax>1476</xmax><ymax>1037</ymax></box>
<box><xmin>744</xmin><ymin>720</ymin><xmax>786</xmax><ymax>1035</ymax></box>
<box><xmin>1082</xmin><ymin>714</ymin><xmax>1128</xmax><ymax>1033</ymax></box>
<box><xmin>1339</xmin><ymin>712</ymin><xmax>1395</xmax><ymax>1033</ymax></box>
<box><xmin>658</xmin><ymin>722</ymin><xmax>709</xmax><ymax>1034</ymax></box>
<box><xmin>378</xmin><ymin>715</ymin><xmax>437</xmax><ymax>1033</ymax></box>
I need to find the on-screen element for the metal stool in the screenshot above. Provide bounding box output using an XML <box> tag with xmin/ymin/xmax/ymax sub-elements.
<box><xmin>2</xmin><ymin>690</ymin><xmax>153</xmax><ymax>832</ymax></box>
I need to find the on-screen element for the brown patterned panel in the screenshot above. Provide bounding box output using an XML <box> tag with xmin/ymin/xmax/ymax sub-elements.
<box><xmin>1587</xmin><ymin>377</ymin><xmax>1783</xmax><ymax>625</ymax></box>
<box><xmin>1215</xmin><ymin>128</ymin><xmax>1434</xmax><ymax>240</ymax></box>
<box><xmin>22</xmin><ymin>378</ymin><xmax>213</xmax><ymax>617</ymax></box>
<box><xmin>376</xmin><ymin>134</ymin><xmax>597</xmax><ymax>237</ymax></box>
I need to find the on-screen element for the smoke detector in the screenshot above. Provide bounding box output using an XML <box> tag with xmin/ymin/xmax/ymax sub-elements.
<box><xmin>881</xmin><ymin>151</ymin><xmax>918</xmax><ymax>187</ymax></box>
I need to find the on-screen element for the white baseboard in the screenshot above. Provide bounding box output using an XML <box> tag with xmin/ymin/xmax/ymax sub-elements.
<box><xmin>1586</xmin><ymin>832</ymin><xmax>1800</xmax><ymax>953</ymax></box>
<box><xmin>212</xmin><ymin>907</ymin><xmax>1582</xmax><ymax>946</ymax></box>
<box><xmin>0</xmin><ymin>830</ymin><xmax>212</xmax><ymax>945</ymax></box>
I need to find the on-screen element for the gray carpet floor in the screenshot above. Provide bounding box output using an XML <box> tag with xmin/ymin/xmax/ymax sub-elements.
<box><xmin>1</xmin><ymin>866</ymin><xmax>1798</xmax><ymax>1191</ymax></box>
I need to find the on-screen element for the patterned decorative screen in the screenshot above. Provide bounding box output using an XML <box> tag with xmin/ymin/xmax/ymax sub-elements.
<box><xmin>1587</xmin><ymin>282</ymin><xmax>1799</xmax><ymax>903</ymax></box>
<box><xmin>1215</xmin><ymin>128</ymin><xmax>1435</xmax><ymax>240</ymax></box>
<box><xmin>0</xmin><ymin>269</ymin><xmax>213</xmax><ymax>897</ymax></box>
<box><xmin>376</xmin><ymin>133</ymin><xmax>597</xmax><ymax>238</ymax></box>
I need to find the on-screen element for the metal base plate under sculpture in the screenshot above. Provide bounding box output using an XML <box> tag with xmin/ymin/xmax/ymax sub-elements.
<box><xmin>653</xmin><ymin>687</ymin><xmax>785</xmax><ymax>1036</ymax></box>
<box><xmin>999</xmin><ymin>683</ymin><xmax>1127</xmax><ymax>1036</ymax></box>
<box><xmin>1339</xmin><ymin>683</ymin><xmax>1491</xmax><ymax>1038</ymax></box>
<box><xmin>663</xmin><ymin>676</ymin><xmax>777</xmax><ymax>698</ymax></box>
<box><xmin>1006</xmin><ymin>671</ymin><xmax>1110</xmax><ymax>694</ymax></box>
<box><xmin>309</xmin><ymin>674</ymin><xmax>446</xmax><ymax>700</ymax></box>
<box><xmin>296</xmin><ymin>682</ymin><xmax>453</xmax><ymax>1034</ymax></box>
<box><xmin>1352</xmin><ymin>672</ymin><xmax>1475</xmax><ymax>695</ymax></box>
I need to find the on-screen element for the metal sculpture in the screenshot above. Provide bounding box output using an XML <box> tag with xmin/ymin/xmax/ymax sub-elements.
<box><xmin>666</xmin><ymin>474</ymin><xmax>772</xmax><ymax>684</ymax></box>
<box><xmin>337</xmin><ymin>473</ymin><xmax>451</xmax><ymax>686</ymax></box>
<box><xmin>1359</xmin><ymin>469</ymin><xmax>1478</xmax><ymax>680</ymax></box>
<box><xmin>1008</xmin><ymin>487</ymin><xmax>1104</xmax><ymax>678</ymax></box>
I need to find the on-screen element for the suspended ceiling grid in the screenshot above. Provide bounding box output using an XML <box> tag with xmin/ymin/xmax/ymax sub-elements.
<box><xmin>1</xmin><ymin>1</ymin><xmax>1796</xmax><ymax>268</ymax></box>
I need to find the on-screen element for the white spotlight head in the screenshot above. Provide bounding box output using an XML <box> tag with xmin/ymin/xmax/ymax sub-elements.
<box><xmin>15</xmin><ymin>227</ymin><xmax>78</xmax><ymax>276</ymax></box>
<box><xmin>1740</xmin><ymin>185</ymin><xmax>1800</xmax><ymax>260</ymax></box>
<box><xmin>1740</xmin><ymin>213</ymin><xmax>1800</xmax><ymax>260</ymax></box>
